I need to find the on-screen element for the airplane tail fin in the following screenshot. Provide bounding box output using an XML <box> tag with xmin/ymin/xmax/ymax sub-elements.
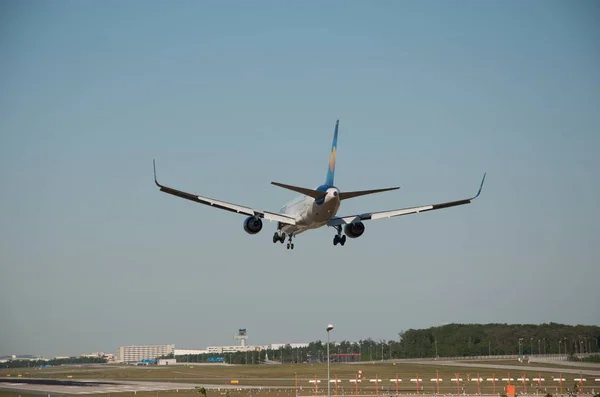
<box><xmin>325</xmin><ymin>119</ymin><xmax>339</xmax><ymax>186</ymax></box>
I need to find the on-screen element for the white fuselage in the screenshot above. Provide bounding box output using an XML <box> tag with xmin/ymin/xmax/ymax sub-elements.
<box><xmin>278</xmin><ymin>187</ymin><xmax>341</xmax><ymax>236</ymax></box>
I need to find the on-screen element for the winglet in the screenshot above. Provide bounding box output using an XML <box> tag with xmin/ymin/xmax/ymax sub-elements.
<box><xmin>153</xmin><ymin>159</ymin><xmax>160</xmax><ymax>187</ymax></box>
<box><xmin>472</xmin><ymin>172</ymin><xmax>486</xmax><ymax>199</ymax></box>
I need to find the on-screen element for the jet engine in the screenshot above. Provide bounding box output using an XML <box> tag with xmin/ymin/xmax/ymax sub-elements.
<box><xmin>243</xmin><ymin>216</ymin><xmax>263</xmax><ymax>234</ymax></box>
<box><xmin>344</xmin><ymin>221</ymin><xmax>365</xmax><ymax>238</ymax></box>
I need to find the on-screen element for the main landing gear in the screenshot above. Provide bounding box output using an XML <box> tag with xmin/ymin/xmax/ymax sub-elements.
<box><xmin>333</xmin><ymin>225</ymin><xmax>346</xmax><ymax>246</ymax></box>
<box><xmin>273</xmin><ymin>232</ymin><xmax>294</xmax><ymax>250</ymax></box>
<box><xmin>272</xmin><ymin>232</ymin><xmax>285</xmax><ymax>244</ymax></box>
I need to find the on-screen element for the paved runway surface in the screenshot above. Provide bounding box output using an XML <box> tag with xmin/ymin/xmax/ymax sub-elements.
<box><xmin>407</xmin><ymin>360</ymin><xmax>600</xmax><ymax>377</ymax></box>
<box><xmin>0</xmin><ymin>378</ymin><xmax>270</xmax><ymax>395</ymax></box>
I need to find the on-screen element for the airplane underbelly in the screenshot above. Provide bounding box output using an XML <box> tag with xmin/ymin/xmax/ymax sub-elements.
<box><xmin>308</xmin><ymin>199</ymin><xmax>339</xmax><ymax>223</ymax></box>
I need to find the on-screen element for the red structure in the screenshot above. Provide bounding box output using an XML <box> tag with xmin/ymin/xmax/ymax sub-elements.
<box><xmin>329</xmin><ymin>353</ymin><xmax>360</xmax><ymax>363</ymax></box>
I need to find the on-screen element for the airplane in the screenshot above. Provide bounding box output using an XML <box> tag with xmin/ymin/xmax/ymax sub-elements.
<box><xmin>153</xmin><ymin>120</ymin><xmax>486</xmax><ymax>250</ymax></box>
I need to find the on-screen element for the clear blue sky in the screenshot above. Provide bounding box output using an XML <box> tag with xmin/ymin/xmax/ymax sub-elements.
<box><xmin>1</xmin><ymin>0</ymin><xmax>599</xmax><ymax>358</ymax></box>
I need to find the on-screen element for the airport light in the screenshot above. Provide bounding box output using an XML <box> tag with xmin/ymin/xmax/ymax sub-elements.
<box><xmin>559</xmin><ymin>340</ymin><xmax>561</xmax><ymax>356</ymax></box>
<box><xmin>326</xmin><ymin>324</ymin><xmax>334</xmax><ymax>397</ymax></box>
<box><xmin>543</xmin><ymin>338</ymin><xmax>546</xmax><ymax>354</ymax></box>
<box><xmin>530</xmin><ymin>338</ymin><xmax>533</xmax><ymax>356</ymax></box>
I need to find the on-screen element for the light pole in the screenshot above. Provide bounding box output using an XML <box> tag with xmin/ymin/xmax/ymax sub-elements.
<box><xmin>530</xmin><ymin>338</ymin><xmax>533</xmax><ymax>356</ymax></box>
<box><xmin>327</xmin><ymin>324</ymin><xmax>334</xmax><ymax>397</ymax></box>
<box><xmin>559</xmin><ymin>340</ymin><xmax>562</xmax><ymax>356</ymax></box>
<box><xmin>518</xmin><ymin>338</ymin><xmax>523</xmax><ymax>360</ymax></box>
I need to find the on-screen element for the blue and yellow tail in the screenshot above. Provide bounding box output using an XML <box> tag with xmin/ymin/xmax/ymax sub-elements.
<box><xmin>271</xmin><ymin>119</ymin><xmax>400</xmax><ymax>201</ymax></box>
<box><xmin>325</xmin><ymin>120</ymin><xmax>339</xmax><ymax>186</ymax></box>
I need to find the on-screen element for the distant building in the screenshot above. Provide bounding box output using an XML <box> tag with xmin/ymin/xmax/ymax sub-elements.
<box><xmin>206</xmin><ymin>345</ymin><xmax>259</xmax><ymax>354</ymax></box>
<box><xmin>116</xmin><ymin>329</ymin><xmax>310</xmax><ymax>362</ymax></box>
<box><xmin>158</xmin><ymin>358</ymin><xmax>176</xmax><ymax>365</ymax></box>
<box><xmin>174</xmin><ymin>349</ymin><xmax>208</xmax><ymax>356</ymax></box>
<box><xmin>0</xmin><ymin>355</ymin><xmax>48</xmax><ymax>362</ymax></box>
<box><xmin>81</xmin><ymin>352</ymin><xmax>116</xmax><ymax>362</ymax></box>
<box><xmin>118</xmin><ymin>344</ymin><xmax>175</xmax><ymax>363</ymax></box>
<box><xmin>265</xmin><ymin>343</ymin><xmax>309</xmax><ymax>350</ymax></box>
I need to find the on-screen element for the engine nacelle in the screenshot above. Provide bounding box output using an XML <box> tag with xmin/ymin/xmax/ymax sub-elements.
<box><xmin>344</xmin><ymin>221</ymin><xmax>365</xmax><ymax>238</ymax></box>
<box><xmin>243</xmin><ymin>216</ymin><xmax>263</xmax><ymax>234</ymax></box>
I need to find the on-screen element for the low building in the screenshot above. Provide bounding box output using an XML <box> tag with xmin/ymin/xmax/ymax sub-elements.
<box><xmin>118</xmin><ymin>344</ymin><xmax>175</xmax><ymax>363</ymax></box>
<box><xmin>174</xmin><ymin>349</ymin><xmax>208</xmax><ymax>356</ymax></box>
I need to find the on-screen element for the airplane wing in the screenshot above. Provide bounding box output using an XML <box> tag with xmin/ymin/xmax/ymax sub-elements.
<box><xmin>153</xmin><ymin>160</ymin><xmax>297</xmax><ymax>225</ymax></box>
<box><xmin>327</xmin><ymin>173</ymin><xmax>486</xmax><ymax>226</ymax></box>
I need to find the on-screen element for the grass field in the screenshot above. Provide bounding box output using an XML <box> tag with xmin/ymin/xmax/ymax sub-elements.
<box><xmin>2</xmin><ymin>362</ymin><xmax>598</xmax><ymax>396</ymax></box>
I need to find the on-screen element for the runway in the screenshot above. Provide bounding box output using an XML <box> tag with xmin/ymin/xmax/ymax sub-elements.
<box><xmin>0</xmin><ymin>378</ymin><xmax>270</xmax><ymax>395</ymax></box>
<box><xmin>405</xmin><ymin>360</ymin><xmax>600</xmax><ymax>377</ymax></box>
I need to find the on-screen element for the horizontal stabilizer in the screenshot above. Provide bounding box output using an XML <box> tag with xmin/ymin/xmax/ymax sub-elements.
<box><xmin>271</xmin><ymin>182</ymin><xmax>327</xmax><ymax>199</ymax></box>
<box><xmin>339</xmin><ymin>186</ymin><xmax>400</xmax><ymax>201</ymax></box>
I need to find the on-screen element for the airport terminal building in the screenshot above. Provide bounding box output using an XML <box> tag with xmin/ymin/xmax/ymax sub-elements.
<box><xmin>118</xmin><ymin>344</ymin><xmax>175</xmax><ymax>363</ymax></box>
<box><xmin>117</xmin><ymin>330</ymin><xmax>309</xmax><ymax>363</ymax></box>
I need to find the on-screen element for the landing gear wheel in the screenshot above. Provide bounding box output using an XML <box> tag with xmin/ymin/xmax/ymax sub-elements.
<box><xmin>333</xmin><ymin>234</ymin><xmax>346</xmax><ymax>246</ymax></box>
<box><xmin>274</xmin><ymin>232</ymin><xmax>286</xmax><ymax>244</ymax></box>
<box><xmin>286</xmin><ymin>234</ymin><xmax>295</xmax><ymax>250</ymax></box>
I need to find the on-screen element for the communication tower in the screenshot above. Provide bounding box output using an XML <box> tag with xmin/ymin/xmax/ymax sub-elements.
<box><xmin>234</xmin><ymin>328</ymin><xmax>248</xmax><ymax>347</ymax></box>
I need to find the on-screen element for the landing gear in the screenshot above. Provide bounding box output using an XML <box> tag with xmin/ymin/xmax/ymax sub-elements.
<box><xmin>274</xmin><ymin>231</ymin><xmax>295</xmax><ymax>249</ymax></box>
<box><xmin>333</xmin><ymin>234</ymin><xmax>346</xmax><ymax>246</ymax></box>
<box><xmin>272</xmin><ymin>232</ymin><xmax>285</xmax><ymax>244</ymax></box>
<box><xmin>333</xmin><ymin>225</ymin><xmax>346</xmax><ymax>246</ymax></box>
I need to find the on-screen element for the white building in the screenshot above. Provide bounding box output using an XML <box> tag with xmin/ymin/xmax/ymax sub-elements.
<box><xmin>206</xmin><ymin>345</ymin><xmax>259</xmax><ymax>354</ymax></box>
<box><xmin>118</xmin><ymin>344</ymin><xmax>175</xmax><ymax>363</ymax></box>
<box><xmin>174</xmin><ymin>349</ymin><xmax>208</xmax><ymax>356</ymax></box>
<box><xmin>264</xmin><ymin>343</ymin><xmax>309</xmax><ymax>350</ymax></box>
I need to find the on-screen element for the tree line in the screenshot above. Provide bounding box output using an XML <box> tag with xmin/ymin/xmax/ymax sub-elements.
<box><xmin>0</xmin><ymin>356</ymin><xmax>107</xmax><ymax>369</ymax></box>
<box><xmin>4</xmin><ymin>323</ymin><xmax>597</xmax><ymax>368</ymax></box>
<box><xmin>171</xmin><ymin>323</ymin><xmax>600</xmax><ymax>364</ymax></box>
